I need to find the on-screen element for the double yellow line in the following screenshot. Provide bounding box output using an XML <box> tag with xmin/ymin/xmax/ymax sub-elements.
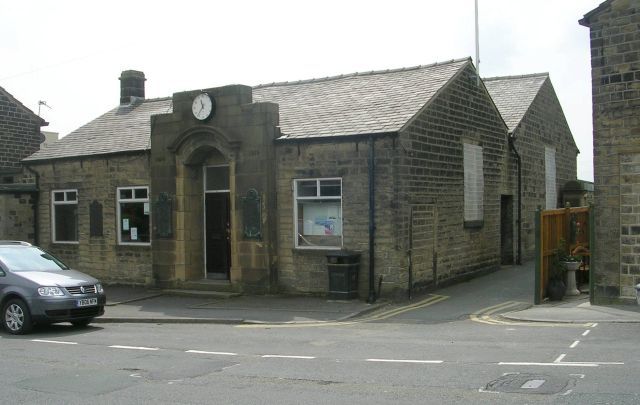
<box><xmin>470</xmin><ymin>301</ymin><xmax>594</xmax><ymax>328</ymax></box>
<box><xmin>237</xmin><ymin>294</ymin><xmax>449</xmax><ymax>329</ymax></box>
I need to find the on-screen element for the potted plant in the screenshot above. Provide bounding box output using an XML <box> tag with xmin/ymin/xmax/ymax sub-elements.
<box><xmin>558</xmin><ymin>239</ymin><xmax>582</xmax><ymax>296</ymax></box>
<box><xmin>547</xmin><ymin>251</ymin><xmax>567</xmax><ymax>301</ymax></box>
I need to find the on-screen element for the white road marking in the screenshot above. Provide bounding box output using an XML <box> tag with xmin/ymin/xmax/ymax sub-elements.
<box><xmin>570</xmin><ymin>340</ymin><xmax>580</xmax><ymax>348</ymax></box>
<box><xmin>561</xmin><ymin>389</ymin><xmax>574</xmax><ymax>396</ymax></box>
<box><xmin>499</xmin><ymin>362</ymin><xmax>598</xmax><ymax>367</ymax></box>
<box><xmin>186</xmin><ymin>350</ymin><xmax>237</xmax><ymax>356</ymax></box>
<box><xmin>262</xmin><ymin>355</ymin><xmax>316</xmax><ymax>359</ymax></box>
<box><xmin>109</xmin><ymin>345</ymin><xmax>159</xmax><ymax>351</ymax></box>
<box><xmin>31</xmin><ymin>339</ymin><xmax>77</xmax><ymax>345</ymax></box>
<box><xmin>582</xmin><ymin>330</ymin><xmax>590</xmax><ymax>337</ymax></box>
<box><xmin>554</xmin><ymin>354</ymin><xmax>566</xmax><ymax>363</ymax></box>
<box><xmin>500</xmin><ymin>361</ymin><xmax>623</xmax><ymax>367</ymax></box>
<box><xmin>366</xmin><ymin>359</ymin><xmax>443</xmax><ymax>364</ymax></box>
<box><xmin>591</xmin><ymin>323</ymin><xmax>598</xmax><ymax>328</ymax></box>
<box><xmin>569</xmin><ymin>374</ymin><xmax>586</xmax><ymax>379</ymax></box>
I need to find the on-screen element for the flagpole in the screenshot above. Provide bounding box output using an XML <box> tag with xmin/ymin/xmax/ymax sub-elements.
<box><xmin>475</xmin><ymin>0</ymin><xmax>480</xmax><ymax>86</ymax></box>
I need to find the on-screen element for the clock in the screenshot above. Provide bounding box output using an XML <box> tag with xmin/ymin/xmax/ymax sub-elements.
<box><xmin>192</xmin><ymin>92</ymin><xmax>215</xmax><ymax>121</ymax></box>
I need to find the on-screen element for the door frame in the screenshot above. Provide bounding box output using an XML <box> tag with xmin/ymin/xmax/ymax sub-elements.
<box><xmin>203</xmin><ymin>164</ymin><xmax>231</xmax><ymax>280</ymax></box>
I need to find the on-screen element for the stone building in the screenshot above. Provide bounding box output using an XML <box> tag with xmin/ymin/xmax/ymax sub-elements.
<box><xmin>485</xmin><ymin>73</ymin><xmax>580</xmax><ymax>263</ymax></box>
<box><xmin>0</xmin><ymin>85</ymin><xmax>47</xmax><ymax>242</ymax></box>
<box><xmin>580</xmin><ymin>0</ymin><xmax>640</xmax><ymax>304</ymax></box>
<box><xmin>23</xmin><ymin>60</ymin><xmax>579</xmax><ymax>298</ymax></box>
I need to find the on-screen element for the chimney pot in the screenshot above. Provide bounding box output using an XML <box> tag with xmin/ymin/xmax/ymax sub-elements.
<box><xmin>119</xmin><ymin>70</ymin><xmax>146</xmax><ymax>105</ymax></box>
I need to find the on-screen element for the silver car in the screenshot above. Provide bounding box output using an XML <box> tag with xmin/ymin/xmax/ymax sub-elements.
<box><xmin>0</xmin><ymin>241</ymin><xmax>106</xmax><ymax>334</ymax></box>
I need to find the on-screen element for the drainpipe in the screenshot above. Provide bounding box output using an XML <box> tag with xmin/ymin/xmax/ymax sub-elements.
<box><xmin>508</xmin><ymin>135</ymin><xmax>522</xmax><ymax>265</ymax></box>
<box><xmin>367</xmin><ymin>136</ymin><xmax>377</xmax><ymax>303</ymax></box>
<box><xmin>24</xmin><ymin>164</ymin><xmax>40</xmax><ymax>246</ymax></box>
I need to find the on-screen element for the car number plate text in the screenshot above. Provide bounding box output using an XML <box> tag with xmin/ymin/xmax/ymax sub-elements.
<box><xmin>77</xmin><ymin>298</ymin><xmax>98</xmax><ymax>307</ymax></box>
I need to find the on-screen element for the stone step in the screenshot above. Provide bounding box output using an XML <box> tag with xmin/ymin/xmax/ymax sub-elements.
<box><xmin>173</xmin><ymin>279</ymin><xmax>238</xmax><ymax>294</ymax></box>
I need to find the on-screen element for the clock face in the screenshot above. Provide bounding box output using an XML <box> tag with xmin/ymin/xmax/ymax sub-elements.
<box><xmin>192</xmin><ymin>93</ymin><xmax>214</xmax><ymax>121</ymax></box>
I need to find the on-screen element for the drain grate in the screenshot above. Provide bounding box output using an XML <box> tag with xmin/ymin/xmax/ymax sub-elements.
<box><xmin>485</xmin><ymin>373</ymin><xmax>572</xmax><ymax>395</ymax></box>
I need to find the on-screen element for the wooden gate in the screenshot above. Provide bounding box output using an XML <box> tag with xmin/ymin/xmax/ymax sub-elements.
<box><xmin>535</xmin><ymin>206</ymin><xmax>592</xmax><ymax>304</ymax></box>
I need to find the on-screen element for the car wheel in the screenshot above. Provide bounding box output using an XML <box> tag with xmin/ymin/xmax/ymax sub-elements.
<box><xmin>3</xmin><ymin>298</ymin><xmax>33</xmax><ymax>335</ymax></box>
<box><xmin>71</xmin><ymin>318</ymin><xmax>93</xmax><ymax>327</ymax></box>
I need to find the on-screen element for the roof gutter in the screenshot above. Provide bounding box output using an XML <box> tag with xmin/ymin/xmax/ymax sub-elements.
<box><xmin>274</xmin><ymin>131</ymin><xmax>398</xmax><ymax>144</ymax></box>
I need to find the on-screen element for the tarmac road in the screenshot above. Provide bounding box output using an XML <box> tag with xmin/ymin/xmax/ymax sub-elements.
<box><xmin>1</xmin><ymin>263</ymin><xmax>639</xmax><ymax>404</ymax></box>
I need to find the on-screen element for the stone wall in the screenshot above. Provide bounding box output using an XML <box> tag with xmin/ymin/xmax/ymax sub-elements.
<box><xmin>0</xmin><ymin>90</ymin><xmax>43</xmax><ymax>172</ymax></box>
<box><xmin>512</xmin><ymin>79</ymin><xmax>579</xmax><ymax>261</ymax></box>
<box><xmin>27</xmin><ymin>154</ymin><xmax>152</xmax><ymax>284</ymax></box>
<box><xmin>274</xmin><ymin>136</ymin><xmax>397</xmax><ymax>296</ymax></box>
<box><xmin>583</xmin><ymin>0</ymin><xmax>640</xmax><ymax>303</ymax></box>
<box><xmin>274</xmin><ymin>64</ymin><xmax>513</xmax><ymax>297</ymax></box>
<box><xmin>0</xmin><ymin>191</ymin><xmax>36</xmax><ymax>241</ymax></box>
<box><xmin>398</xmin><ymin>64</ymin><xmax>510</xmax><ymax>290</ymax></box>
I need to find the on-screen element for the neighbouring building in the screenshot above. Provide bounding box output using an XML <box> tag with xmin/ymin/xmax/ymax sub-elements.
<box><xmin>22</xmin><ymin>60</ymin><xmax>579</xmax><ymax>298</ymax></box>
<box><xmin>580</xmin><ymin>0</ymin><xmax>640</xmax><ymax>304</ymax></box>
<box><xmin>0</xmin><ymin>85</ymin><xmax>47</xmax><ymax>242</ymax></box>
<box><xmin>484</xmin><ymin>73</ymin><xmax>580</xmax><ymax>263</ymax></box>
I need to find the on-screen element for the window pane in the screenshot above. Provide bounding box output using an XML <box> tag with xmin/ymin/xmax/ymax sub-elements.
<box><xmin>54</xmin><ymin>192</ymin><xmax>65</xmax><ymax>202</ymax></box>
<box><xmin>120</xmin><ymin>202</ymin><xmax>150</xmax><ymax>243</ymax></box>
<box><xmin>55</xmin><ymin>204</ymin><xmax>78</xmax><ymax>242</ymax></box>
<box><xmin>206</xmin><ymin>166</ymin><xmax>230</xmax><ymax>191</ymax></box>
<box><xmin>66</xmin><ymin>191</ymin><xmax>77</xmax><ymax>201</ymax></box>
<box><xmin>319</xmin><ymin>180</ymin><xmax>341</xmax><ymax>197</ymax></box>
<box><xmin>297</xmin><ymin>200</ymin><xmax>342</xmax><ymax>247</ymax></box>
<box><xmin>120</xmin><ymin>189</ymin><xmax>133</xmax><ymax>200</ymax></box>
<box><xmin>297</xmin><ymin>180</ymin><xmax>317</xmax><ymax>197</ymax></box>
<box><xmin>134</xmin><ymin>188</ymin><xmax>148</xmax><ymax>199</ymax></box>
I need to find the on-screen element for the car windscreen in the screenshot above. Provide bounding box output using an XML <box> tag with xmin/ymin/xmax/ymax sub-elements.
<box><xmin>0</xmin><ymin>247</ymin><xmax>69</xmax><ymax>272</ymax></box>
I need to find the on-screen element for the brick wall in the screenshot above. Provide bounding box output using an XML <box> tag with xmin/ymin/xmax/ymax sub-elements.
<box><xmin>28</xmin><ymin>154</ymin><xmax>152</xmax><ymax>284</ymax></box>
<box><xmin>583</xmin><ymin>0</ymin><xmax>640</xmax><ymax>303</ymax></box>
<box><xmin>512</xmin><ymin>79</ymin><xmax>579</xmax><ymax>261</ymax></box>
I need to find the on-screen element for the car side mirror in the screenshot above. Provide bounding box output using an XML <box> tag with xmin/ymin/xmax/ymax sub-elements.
<box><xmin>0</xmin><ymin>269</ymin><xmax>5</xmax><ymax>277</ymax></box>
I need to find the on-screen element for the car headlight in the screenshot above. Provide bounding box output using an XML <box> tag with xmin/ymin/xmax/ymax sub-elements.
<box><xmin>38</xmin><ymin>286</ymin><xmax>65</xmax><ymax>296</ymax></box>
<box><xmin>96</xmin><ymin>283</ymin><xmax>104</xmax><ymax>294</ymax></box>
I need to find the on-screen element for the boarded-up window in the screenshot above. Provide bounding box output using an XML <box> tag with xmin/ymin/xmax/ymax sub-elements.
<box><xmin>545</xmin><ymin>146</ymin><xmax>557</xmax><ymax>209</ymax></box>
<box><xmin>464</xmin><ymin>143</ymin><xmax>484</xmax><ymax>223</ymax></box>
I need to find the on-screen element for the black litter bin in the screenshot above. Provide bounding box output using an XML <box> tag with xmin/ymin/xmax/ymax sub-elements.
<box><xmin>327</xmin><ymin>251</ymin><xmax>361</xmax><ymax>299</ymax></box>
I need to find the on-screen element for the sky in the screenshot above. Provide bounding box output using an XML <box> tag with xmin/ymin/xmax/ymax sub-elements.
<box><xmin>1</xmin><ymin>0</ymin><xmax>602</xmax><ymax>181</ymax></box>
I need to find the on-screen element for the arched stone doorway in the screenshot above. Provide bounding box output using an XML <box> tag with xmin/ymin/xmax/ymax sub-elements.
<box><xmin>169</xmin><ymin>127</ymin><xmax>239</xmax><ymax>283</ymax></box>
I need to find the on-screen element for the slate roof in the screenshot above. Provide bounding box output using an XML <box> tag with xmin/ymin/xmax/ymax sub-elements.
<box><xmin>24</xmin><ymin>98</ymin><xmax>173</xmax><ymax>162</ymax></box>
<box><xmin>24</xmin><ymin>58</ymin><xmax>470</xmax><ymax>161</ymax></box>
<box><xmin>483</xmin><ymin>73</ymin><xmax>548</xmax><ymax>132</ymax></box>
<box><xmin>253</xmin><ymin>58</ymin><xmax>470</xmax><ymax>139</ymax></box>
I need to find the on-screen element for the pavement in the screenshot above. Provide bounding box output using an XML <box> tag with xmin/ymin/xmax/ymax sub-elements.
<box><xmin>96</xmin><ymin>264</ymin><xmax>640</xmax><ymax>325</ymax></box>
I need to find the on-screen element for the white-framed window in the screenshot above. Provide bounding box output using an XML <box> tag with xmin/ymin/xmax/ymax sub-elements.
<box><xmin>463</xmin><ymin>143</ymin><xmax>484</xmax><ymax>225</ymax></box>
<box><xmin>51</xmin><ymin>189</ymin><xmax>78</xmax><ymax>243</ymax></box>
<box><xmin>117</xmin><ymin>186</ymin><xmax>150</xmax><ymax>245</ymax></box>
<box><xmin>545</xmin><ymin>146</ymin><xmax>557</xmax><ymax>209</ymax></box>
<box><xmin>294</xmin><ymin>178</ymin><xmax>342</xmax><ymax>249</ymax></box>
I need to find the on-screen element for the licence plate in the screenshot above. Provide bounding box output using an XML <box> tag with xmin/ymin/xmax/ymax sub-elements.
<box><xmin>77</xmin><ymin>298</ymin><xmax>98</xmax><ymax>307</ymax></box>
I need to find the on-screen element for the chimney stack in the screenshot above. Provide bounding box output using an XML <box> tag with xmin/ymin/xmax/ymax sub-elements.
<box><xmin>119</xmin><ymin>70</ymin><xmax>146</xmax><ymax>104</ymax></box>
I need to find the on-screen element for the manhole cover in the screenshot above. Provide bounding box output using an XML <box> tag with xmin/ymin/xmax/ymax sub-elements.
<box><xmin>485</xmin><ymin>373</ymin><xmax>572</xmax><ymax>395</ymax></box>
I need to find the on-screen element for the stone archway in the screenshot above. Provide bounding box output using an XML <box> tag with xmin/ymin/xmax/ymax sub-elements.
<box><xmin>169</xmin><ymin>126</ymin><xmax>241</xmax><ymax>282</ymax></box>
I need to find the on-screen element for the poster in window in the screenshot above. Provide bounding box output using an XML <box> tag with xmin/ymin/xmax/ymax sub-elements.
<box><xmin>123</xmin><ymin>218</ymin><xmax>130</xmax><ymax>231</ymax></box>
<box><xmin>131</xmin><ymin>227</ymin><xmax>138</xmax><ymax>241</ymax></box>
<box><xmin>301</xmin><ymin>203</ymin><xmax>341</xmax><ymax>236</ymax></box>
<box><xmin>144</xmin><ymin>202</ymin><xmax>150</xmax><ymax>215</ymax></box>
